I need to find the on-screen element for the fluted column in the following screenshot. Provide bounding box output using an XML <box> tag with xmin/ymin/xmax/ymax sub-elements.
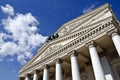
<box><xmin>55</xmin><ymin>59</ymin><xmax>63</xmax><ymax>80</ymax></box>
<box><xmin>43</xmin><ymin>65</ymin><xmax>49</xmax><ymax>80</ymax></box>
<box><xmin>70</xmin><ymin>50</ymin><xmax>81</xmax><ymax>80</ymax></box>
<box><xmin>88</xmin><ymin>42</ymin><xmax>106</xmax><ymax>80</ymax></box>
<box><xmin>33</xmin><ymin>70</ymin><xmax>38</xmax><ymax>80</ymax></box>
<box><xmin>112</xmin><ymin>32</ymin><xmax>120</xmax><ymax>56</ymax></box>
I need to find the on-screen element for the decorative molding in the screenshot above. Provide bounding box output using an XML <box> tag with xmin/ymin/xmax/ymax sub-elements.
<box><xmin>44</xmin><ymin>64</ymin><xmax>50</xmax><ymax>69</ymax></box>
<box><xmin>68</xmin><ymin>50</ymin><xmax>78</xmax><ymax>57</ymax></box>
<box><xmin>58</xmin><ymin>3</ymin><xmax>109</xmax><ymax>37</ymax></box>
<box><xmin>19</xmin><ymin>19</ymin><xmax>115</xmax><ymax>77</ymax></box>
<box><xmin>33</xmin><ymin>69</ymin><xmax>40</xmax><ymax>74</ymax></box>
<box><xmin>85</xmin><ymin>41</ymin><xmax>96</xmax><ymax>48</ymax></box>
<box><xmin>19</xmin><ymin>4</ymin><xmax>120</xmax><ymax>76</ymax></box>
<box><xmin>54</xmin><ymin>58</ymin><xmax>63</xmax><ymax>64</ymax></box>
<box><xmin>107</xmin><ymin>28</ymin><xmax>119</xmax><ymax>37</ymax></box>
<box><xmin>39</xmin><ymin>44</ymin><xmax>62</xmax><ymax>60</ymax></box>
<box><xmin>22</xmin><ymin>17</ymin><xmax>114</xmax><ymax>72</ymax></box>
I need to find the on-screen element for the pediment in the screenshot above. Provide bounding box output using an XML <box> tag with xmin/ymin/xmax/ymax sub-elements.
<box><xmin>20</xmin><ymin>3</ymin><xmax>114</xmax><ymax>73</ymax></box>
<box><xmin>58</xmin><ymin>4</ymin><xmax>112</xmax><ymax>37</ymax></box>
<box><xmin>21</xmin><ymin>36</ymin><xmax>76</xmax><ymax>70</ymax></box>
<box><xmin>32</xmin><ymin>38</ymin><xmax>75</xmax><ymax>63</ymax></box>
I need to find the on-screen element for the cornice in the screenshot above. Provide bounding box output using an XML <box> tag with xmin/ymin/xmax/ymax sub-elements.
<box><xmin>19</xmin><ymin>18</ymin><xmax>115</xmax><ymax>76</ymax></box>
<box><xmin>20</xmin><ymin>16</ymin><xmax>113</xmax><ymax>73</ymax></box>
<box><xmin>20</xmin><ymin>3</ymin><xmax>112</xmax><ymax>71</ymax></box>
<box><xmin>19</xmin><ymin>3</ymin><xmax>120</xmax><ymax>76</ymax></box>
<box><xmin>57</xmin><ymin>3</ymin><xmax>109</xmax><ymax>33</ymax></box>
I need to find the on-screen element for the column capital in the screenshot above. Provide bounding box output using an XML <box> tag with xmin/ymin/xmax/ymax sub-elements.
<box><xmin>111</xmin><ymin>32</ymin><xmax>119</xmax><ymax>37</ymax></box>
<box><xmin>43</xmin><ymin>64</ymin><xmax>50</xmax><ymax>70</ymax></box>
<box><xmin>33</xmin><ymin>69</ymin><xmax>40</xmax><ymax>74</ymax></box>
<box><xmin>54</xmin><ymin>58</ymin><xmax>62</xmax><ymax>64</ymax></box>
<box><xmin>107</xmin><ymin>28</ymin><xmax>119</xmax><ymax>37</ymax></box>
<box><xmin>18</xmin><ymin>77</ymin><xmax>24</xmax><ymax>80</ymax></box>
<box><xmin>25</xmin><ymin>74</ymin><xmax>31</xmax><ymax>78</ymax></box>
<box><xmin>68</xmin><ymin>50</ymin><xmax>78</xmax><ymax>57</ymax></box>
<box><xmin>86</xmin><ymin>41</ymin><xmax>96</xmax><ymax>48</ymax></box>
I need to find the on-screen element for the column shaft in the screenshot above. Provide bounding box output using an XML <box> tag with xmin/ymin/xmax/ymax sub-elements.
<box><xmin>89</xmin><ymin>45</ymin><xmax>106</xmax><ymax>80</ymax></box>
<box><xmin>25</xmin><ymin>76</ymin><xmax>29</xmax><ymax>80</ymax></box>
<box><xmin>71</xmin><ymin>54</ymin><xmax>81</xmax><ymax>80</ymax></box>
<box><xmin>112</xmin><ymin>33</ymin><xmax>120</xmax><ymax>56</ymax></box>
<box><xmin>33</xmin><ymin>72</ymin><xmax>38</xmax><ymax>80</ymax></box>
<box><xmin>56</xmin><ymin>61</ymin><xmax>62</xmax><ymax>80</ymax></box>
<box><xmin>43</xmin><ymin>68</ymin><xmax>49</xmax><ymax>80</ymax></box>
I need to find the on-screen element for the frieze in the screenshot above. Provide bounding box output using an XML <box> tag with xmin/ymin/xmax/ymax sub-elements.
<box><xmin>19</xmin><ymin>19</ymin><xmax>115</xmax><ymax>76</ymax></box>
<box><xmin>33</xmin><ymin>44</ymin><xmax>62</xmax><ymax>63</ymax></box>
<box><xmin>58</xmin><ymin>11</ymin><xmax>99</xmax><ymax>37</ymax></box>
<box><xmin>58</xmin><ymin>8</ymin><xmax>110</xmax><ymax>37</ymax></box>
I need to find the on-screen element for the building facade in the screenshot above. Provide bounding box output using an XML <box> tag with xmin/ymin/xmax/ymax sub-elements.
<box><xmin>19</xmin><ymin>4</ymin><xmax>120</xmax><ymax>80</ymax></box>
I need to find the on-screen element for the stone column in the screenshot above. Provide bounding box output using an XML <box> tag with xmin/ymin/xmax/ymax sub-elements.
<box><xmin>107</xmin><ymin>28</ymin><xmax>120</xmax><ymax>57</ymax></box>
<box><xmin>55</xmin><ymin>59</ymin><xmax>63</xmax><ymax>80</ymax></box>
<box><xmin>111</xmin><ymin>32</ymin><xmax>120</xmax><ymax>56</ymax></box>
<box><xmin>25</xmin><ymin>74</ymin><xmax>29</xmax><ymax>80</ymax></box>
<box><xmin>43</xmin><ymin>65</ymin><xmax>49</xmax><ymax>80</ymax></box>
<box><xmin>70</xmin><ymin>50</ymin><xmax>81</xmax><ymax>80</ymax></box>
<box><xmin>88</xmin><ymin>42</ymin><xmax>106</xmax><ymax>80</ymax></box>
<box><xmin>33</xmin><ymin>70</ymin><xmax>39</xmax><ymax>80</ymax></box>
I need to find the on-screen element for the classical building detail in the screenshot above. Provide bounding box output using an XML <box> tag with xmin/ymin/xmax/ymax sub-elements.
<box><xmin>19</xmin><ymin>3</ymin><xmax>120</xmax><ymax>80</ymax></box>
<box><xmin>88</xmin><ymin>42</ymin><xmax>106</xmax><ymax>80</ymax></box>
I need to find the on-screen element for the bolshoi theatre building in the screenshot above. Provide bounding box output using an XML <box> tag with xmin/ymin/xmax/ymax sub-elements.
<box><xmin>18</xmin><ymin>3</ymin><xmax>120</xmax><ymax>80</ymax></box>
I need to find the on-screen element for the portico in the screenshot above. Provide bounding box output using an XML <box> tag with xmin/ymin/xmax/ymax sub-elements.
<box><xmin>19</xmin><ymin>3</ymin><xmax>120</xmax><ymax>80</ymax></box>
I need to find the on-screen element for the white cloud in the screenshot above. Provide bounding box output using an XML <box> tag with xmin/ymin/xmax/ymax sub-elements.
<box><xmin>0</xmin><ymin>4</ymin><xmax>47</xmax><ymax>65</ymax></box>
<box><xmin>82</xmin><ymin>4</ymin><xmax>95</xmax><ymax>13</ymax></box>
<box><xmin>0</xmin><ymin>42</ymin><xmax>18</xmax><ymax>56</ymax></box>
<box><xmin>1</xmin><ymin>4</ymin><xmax>14</xmax><ymax>16</ymax></box>
<box><xmin>17</xmin><ymin>54</ymin><xmax>27</xmax><ymax>65</ymax></box>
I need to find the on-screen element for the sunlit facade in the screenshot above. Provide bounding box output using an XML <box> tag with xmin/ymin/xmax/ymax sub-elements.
<box><xmin>19</xmin><ymin>4</ymin><xmax>120</xmax><ymax>80</ymax></box>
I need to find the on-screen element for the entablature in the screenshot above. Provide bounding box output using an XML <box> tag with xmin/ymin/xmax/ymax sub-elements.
<box><xmin>19</xmin><ymin>17</ymin><xmax>118</xmax><ymax>77</ymax></box>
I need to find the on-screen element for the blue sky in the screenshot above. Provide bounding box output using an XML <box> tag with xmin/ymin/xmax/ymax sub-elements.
<box><xmin>0</xmin><ymin>0</ymin><xmax>120</xmax><ymax>80</ymax></box>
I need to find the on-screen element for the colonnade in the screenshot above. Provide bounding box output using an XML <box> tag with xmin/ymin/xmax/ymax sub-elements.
<box><xmin>20</xmin><ymin>32</ymin><xmax>120</xmax><ymax>80</ymax></box>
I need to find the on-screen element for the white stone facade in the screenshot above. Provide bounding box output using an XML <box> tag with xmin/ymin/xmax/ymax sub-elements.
<box><xmin>18</xmin><ymin>3</ymin><xmax>120</xmax><ymax>80</ymax></box>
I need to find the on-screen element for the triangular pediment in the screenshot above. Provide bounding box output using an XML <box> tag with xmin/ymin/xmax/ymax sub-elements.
<box><xmin>57</xmin><ymin>4</ymin><xmax>112</xmax><ymax>37</ymax></box>
<box><xmin>20</xmin><ymin>3</ymin><xmax>114</xmax><ymax>73</ymax></box>
<box><xmin>33</xmin><ymin>38</ymin><xmax>75</xmax><ymax>63</ymax></box>
<box><xmin>20</xmin><ymin>36</ymin><xmax>77</xmax><ymax>71</ymax></box>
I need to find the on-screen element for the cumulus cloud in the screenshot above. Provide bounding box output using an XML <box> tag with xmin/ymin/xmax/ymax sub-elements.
<box><xmin>0</xmin><ymin>4</ymin><xmax>47</xmax><ymax>65</ymax></box>
<box><xmin>1</xmin><ymin>4</ymin><xmax>14</xmax><ymax>16</ymax></box>
<box><xmin>82</xmin><ymin>4</ymin><xmax>95</xmax><ymax>13</ymax></box>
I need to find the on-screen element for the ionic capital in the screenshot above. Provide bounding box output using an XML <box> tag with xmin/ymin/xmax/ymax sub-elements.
<box><xmin>107</xmin><ymin>28</ymin><xmax>119</xmax><ymax>37</ymax></box>
<box><xmin>86</xmin><ymin>41</ymin><xmax>96</xmax><ymax>48</ymax></box>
